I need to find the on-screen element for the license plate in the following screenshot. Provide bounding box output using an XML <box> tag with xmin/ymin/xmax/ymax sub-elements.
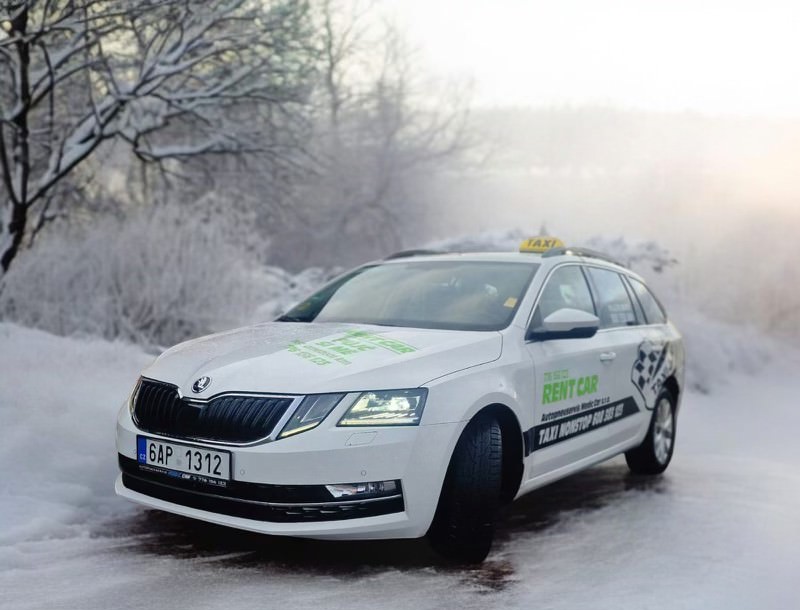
<box><xmin>137</xmin><ymin>436</ymin><xmax>231</xmax><ymax>481</ymax></box>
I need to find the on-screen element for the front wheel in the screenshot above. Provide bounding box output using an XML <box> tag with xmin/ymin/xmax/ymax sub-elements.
<box><xmin>625</xmin><ymin>390</ymin><xmax>676</xmax><ymax>475</ymax></box>
<box><xmin>427</xmin><ymin>413</ymin><xmax>502</xmax><ymax>564</ymax></box>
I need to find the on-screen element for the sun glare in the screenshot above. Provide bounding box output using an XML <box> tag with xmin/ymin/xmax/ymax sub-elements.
<box><xmin>384</xmin><ymin>0</ymin><xmax>800</xmax><ymax>117</ymax></box>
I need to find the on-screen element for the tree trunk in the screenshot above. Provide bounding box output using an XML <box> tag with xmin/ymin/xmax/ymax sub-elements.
<box><xmin>0</xmin><ymin>4</ymin><xmax>31</xmax><ymax>276</ymax></box>
<box><xmin>1</xmin><ymin>202</ymin><xmax>27</xmax><ymax>273</ymax></box>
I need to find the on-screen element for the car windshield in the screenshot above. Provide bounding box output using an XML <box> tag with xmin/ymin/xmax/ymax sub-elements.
<box><xmin>278</xmin><ymin>260</ymin><xmax>539</xmax><ymax>331</ymax></box>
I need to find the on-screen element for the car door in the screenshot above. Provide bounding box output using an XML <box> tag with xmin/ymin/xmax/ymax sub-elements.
<box><xmin>524</xmin><ymin>264</ymin><xmax>615</xmax><ymax>479</ymax></box>
<box><xmin>583</xmin><ymin>265</ymin><xmax>649</xmax><ymax>448</ymax></box>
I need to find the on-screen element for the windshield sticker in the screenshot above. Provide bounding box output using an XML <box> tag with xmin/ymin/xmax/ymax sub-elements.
<box><xmin>542</xmin><ymin>369</ymin><xmax>599</xmax><ymax>404</ymax></box>
<box><xmin>503</xmin><ymin>297</ymin><xmax>518</xmax><ymax>308</ymax></box>
<box><xmin>286</xmin><ymin>330</ymin><xmax>418</xmax><ymax>366</ymax></box>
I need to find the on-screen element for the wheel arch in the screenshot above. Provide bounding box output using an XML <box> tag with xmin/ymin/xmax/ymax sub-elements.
<box><xmin>471</xmin><ymin>403</ymin><xmax>524</xmax><ymax>504</ymax></box>
<box><xmin>663</xmin><ymin>375</ymin><xmax>681</xmax><ymax>410</ymax></box>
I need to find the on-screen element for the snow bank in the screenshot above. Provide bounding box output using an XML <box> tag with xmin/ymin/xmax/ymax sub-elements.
<box><xmin>0</xmin><ymin>323</ymin><xmax>151</xmax><ymax>546</ymax></box>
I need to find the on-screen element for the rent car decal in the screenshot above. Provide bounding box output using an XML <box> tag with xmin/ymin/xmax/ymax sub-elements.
<box><xmin>632</xmin><ymin>339</ymin><xmax>676</xmax><ymax>409</ymax></box>
<box><xmin>541</xmin><ymin>369</ymin><xmax>599</xmax><ymax>404</ymax></box>
<box><xmin>523</xmin><ymin>397</ymin><xmax>640</xmax><ymax>455</ymax></box>
<box><xmin>286</xmin><ymin>330</ymin><xmax>417</xmax><ymax>366</ymax></box>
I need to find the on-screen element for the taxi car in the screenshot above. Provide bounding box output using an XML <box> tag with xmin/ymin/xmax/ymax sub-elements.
<box><xmin>116</xmin><ymin>237</ymin><xmax>684</xmax><ymax>563</ymax></box>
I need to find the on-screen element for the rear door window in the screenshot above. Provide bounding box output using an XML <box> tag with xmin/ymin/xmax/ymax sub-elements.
<box><xmin>628</xmin><ymin>277</ymin><xmax>667</xmax><ymax>324</ymax></box>
<box><xmin>586</xmin><ymin>267</ymin><xmax>637</xmax><ymax>328</ymax></box>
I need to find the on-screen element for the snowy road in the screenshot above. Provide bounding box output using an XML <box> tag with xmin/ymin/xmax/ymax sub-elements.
<box><xmin>2</xmin><ymin>324</ymin><xmax>799</xmax><ymax>609</ymax></box>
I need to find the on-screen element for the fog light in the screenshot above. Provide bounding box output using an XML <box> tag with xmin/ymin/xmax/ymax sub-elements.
<box><xmin>325</xmin><ymin>480</ymin><xmax>398</xmax><ymax>499</ymax></box>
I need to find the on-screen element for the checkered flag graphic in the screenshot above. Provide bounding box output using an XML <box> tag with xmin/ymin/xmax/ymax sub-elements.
<box><xmin>632</xmin><ymin>340</ymin><xmax>674</xmax><ymax>409</ymax></box>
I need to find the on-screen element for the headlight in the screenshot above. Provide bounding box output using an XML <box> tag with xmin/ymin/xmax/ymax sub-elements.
<box><xmin>338</xmin><ymin>389</ymin><xmax>427</xmax><ymax>427</ymax></box>
<box><xmin>279</xmin><ymin>393</ymin><xmax>345</xmax><ymax>438</ymax></box>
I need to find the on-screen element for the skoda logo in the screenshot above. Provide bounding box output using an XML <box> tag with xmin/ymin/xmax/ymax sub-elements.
<box><xmin>192</xmin><ymin>376</ymin><xmax>212</xmax><ymax>393</ymax></box>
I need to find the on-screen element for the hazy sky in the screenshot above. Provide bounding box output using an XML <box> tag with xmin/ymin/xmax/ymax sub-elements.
<box><xmin>384</xmin><ymin>0</ymin><xmax>800</xmax><ymax>116</ymax></box>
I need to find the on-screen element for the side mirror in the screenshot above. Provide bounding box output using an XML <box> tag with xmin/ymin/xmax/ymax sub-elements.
<box><xmin>527</xmin><ymin>308</ymin><xmax>600</xmax><ymax>341</ymax></box>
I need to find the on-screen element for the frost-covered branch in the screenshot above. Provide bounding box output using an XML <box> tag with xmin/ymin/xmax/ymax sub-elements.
<box><xmin>273</xmin><ymin>1</ymin><xmax>470</xmax><ymax>267</ymax></box>
<box><xmin>0</xmin><ymin>0</ymin><xmax>313</xmax><ymax>274</ymax></box>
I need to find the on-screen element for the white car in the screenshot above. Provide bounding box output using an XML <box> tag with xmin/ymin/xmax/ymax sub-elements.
<box><xmin>116</xmin><ymin>238</ymin><xmax>685</xmax><ymax>563</ymax></box>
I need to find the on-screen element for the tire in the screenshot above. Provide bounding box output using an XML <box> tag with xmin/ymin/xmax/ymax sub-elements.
<box><xmin>625</xmin><ymin>389</ymin><xmax>676</xmax><ymax>475</ymax></box>
<box><xmin>427</xmin><ymin>413</ymin><xmax>503</xmax><ymax>564</ymax></box>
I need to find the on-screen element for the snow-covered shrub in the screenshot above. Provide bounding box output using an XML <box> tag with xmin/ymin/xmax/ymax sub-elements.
<box><xmin>430</xmin><ymin>230</ymin><xmax>677</xmax><ymax>275</ymax></box>
<box><xmin>583</xmin><ymin>235</ymin><xmax>677</xmax><ymax>273</ymax></box>
<box><xmin>670</xmin><ymin>307</ymin><xmax>779</xmax><ymax>394</ymax></box>
<box><xmin>427</xmin><ymin>228</ymin><xmax>532</xmax><ymax>253</ymax></box>
<box><xmin>0</xmin><ymin>205</ymin><xmax>272</xmax><ymax>348</ymax></box>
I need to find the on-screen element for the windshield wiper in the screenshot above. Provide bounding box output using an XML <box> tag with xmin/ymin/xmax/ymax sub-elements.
<box><xmin>276</xmin><ymin>315</ymin><xmax>309</xmax><ymax>323</ymax></box>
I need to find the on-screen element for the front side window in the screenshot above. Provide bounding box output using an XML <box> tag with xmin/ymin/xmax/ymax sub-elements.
<box><xmin>279</xmin><ymin>261</ymin><xmax>539</xmax><ymax>331</ymax></box>
<box><xmin>628</xmin><ymin>277</ymin><xmax>667</xmax><ymax>324</ymax></box>
<box><xmin>586</xmin><ymin>267</ymin><xmax>637</xmax><ymax>328</ymax></box>
<box><xmin>531</xmin><ymin>265</ymin><xmax>596</xmax><ymax>329</ymax></box>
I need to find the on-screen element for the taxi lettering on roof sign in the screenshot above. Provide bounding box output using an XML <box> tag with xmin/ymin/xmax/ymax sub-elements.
<box><xmin>116</xmin><ymin>241</ymin><xmax>685</xmax><ymax>565</ymax></box>
<box><xmin>519</xmin><ymin>236</ymin><xmax>564</xmax><ymax>253</ymax></box>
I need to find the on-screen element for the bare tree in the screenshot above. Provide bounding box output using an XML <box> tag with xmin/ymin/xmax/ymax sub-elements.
<box><xmin>268</xmin><ymin>0</ymin><xmax>471</xmax><ymax>268</ymax></box>
<box><xmin>0</xmin><ymin>0</ymin><xmax>313</xmax><ymax>275</ymax></box>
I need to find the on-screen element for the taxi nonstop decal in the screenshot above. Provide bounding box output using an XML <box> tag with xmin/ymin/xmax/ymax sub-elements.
<box><xmin>286</xmin><ymin>330</ymin><xmax>417</xmax><ymax>366</ymax></box>
<box><xmin>524</xmin><ymin>369</ymin><xmax>640</xmax><ymax>455</ymax></box>
<box><xmin>631</xmin><ymin>339</ymin><xmax>676</xmax><ymax>410</ymax></box>
<box><xmin>529</xmin><ymin>398</ymin><xmax>640</xmax><ymax>453</ymax></box>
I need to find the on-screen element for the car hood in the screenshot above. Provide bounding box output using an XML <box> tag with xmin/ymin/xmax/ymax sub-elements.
<box><xmin>143</xmin><ymin>322</ymin><xmax>503</xmax><ymax>396</ymax></box>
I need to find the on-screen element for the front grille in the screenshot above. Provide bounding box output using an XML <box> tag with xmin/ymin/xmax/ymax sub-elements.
<box><xmin>132</xmin><ymin>378</ymin><xmax>293</xmax><ymax>444</ymax></box>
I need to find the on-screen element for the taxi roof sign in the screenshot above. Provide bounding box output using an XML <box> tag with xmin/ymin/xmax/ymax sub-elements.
<box><xmin>519</xmin><ymin>236</ymin><xmax>564</xmax><ymax>253</ymax></box>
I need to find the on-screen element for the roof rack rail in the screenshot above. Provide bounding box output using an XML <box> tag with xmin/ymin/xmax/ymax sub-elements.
<box><xmin>542</xmin><ymin>247</ymin><xmax>625</xmax><ymax>268</ymax></box>
<box><xmin>384</xmin><ymin>249</ymin><xmax>444</xmax><ymax>260</ymax></box>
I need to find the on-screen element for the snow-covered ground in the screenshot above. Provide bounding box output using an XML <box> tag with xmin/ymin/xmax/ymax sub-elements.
<box><xmin>0</xmin><ymin>324</ymin><xmax>151</xmax><ymax>548</ymax></box>
<box><xmin>1</xmin><ymin>314</ymin><xmax>799</xmax><ymax>610</ymax></box>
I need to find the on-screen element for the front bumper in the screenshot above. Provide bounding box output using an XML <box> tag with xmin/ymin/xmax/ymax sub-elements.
<box><xmin>116</xmin><ymin>404</ymin><xmax>462</xmax><ymax>540</ymax></box>
<box><xmin>118</xmin><ymin>454</ymin><xmax>405</xmax><ymax>522</ymax></box>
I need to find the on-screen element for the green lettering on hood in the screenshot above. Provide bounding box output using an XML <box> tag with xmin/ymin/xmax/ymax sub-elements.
<box><xmin>286</xmin><ymin>330</ymin><xmax>417</xmax><ymax>366</ymax></box>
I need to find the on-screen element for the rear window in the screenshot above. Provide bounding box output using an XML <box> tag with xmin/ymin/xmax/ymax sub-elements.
<box><xmin>628</xmin><ymin>277</ymin><xmax>667</xmax><ymax>324</ymax></box>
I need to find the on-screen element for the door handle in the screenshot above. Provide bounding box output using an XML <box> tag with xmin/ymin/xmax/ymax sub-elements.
<box><xmin>599</xmin><ymin>351</ymin><xmax>617</xmax><ymax>362</ymax></box>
